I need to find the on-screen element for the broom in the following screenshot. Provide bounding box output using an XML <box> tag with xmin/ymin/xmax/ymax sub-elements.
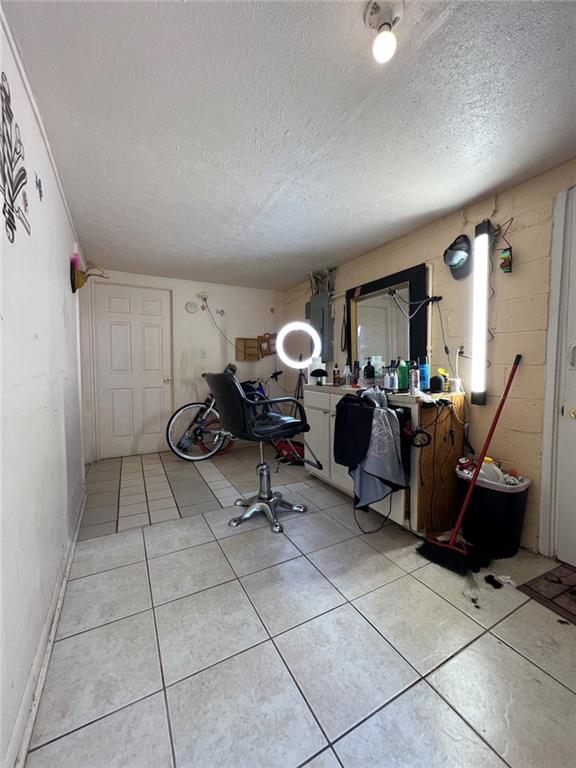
<box><xmin>417</xmin><ymin>354</ymin><xmax>522</xmax><ymax>575</ymax></box>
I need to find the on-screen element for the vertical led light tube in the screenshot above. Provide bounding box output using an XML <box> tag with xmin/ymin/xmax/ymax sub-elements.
<box><xmin>471</xmin><ymin>219</ymin><xmax>491</xmax><ymax>405</ymax></box>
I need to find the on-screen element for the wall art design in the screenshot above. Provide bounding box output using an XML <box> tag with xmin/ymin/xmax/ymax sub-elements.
<box><xmin>1</xmin><ymin>71</ymin><xmax>30</xmax><ymax>242</ymax></box>
<box><xmin>35</xmin><ymin>172</ymin><xmax>43</xmax><ymax>201</ymax></box>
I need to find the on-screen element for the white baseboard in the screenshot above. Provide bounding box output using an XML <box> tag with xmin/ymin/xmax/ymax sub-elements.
<box><xmin>4</xmin><ymin>491</ymin><xmax>86</xmax><ymax>768</ymax></box>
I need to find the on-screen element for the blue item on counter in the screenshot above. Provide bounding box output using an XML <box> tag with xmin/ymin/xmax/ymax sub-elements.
<box><xmin>419</xmin><ymin>360</ymin><xmax>430</xmax><ymax>391</ymax></box>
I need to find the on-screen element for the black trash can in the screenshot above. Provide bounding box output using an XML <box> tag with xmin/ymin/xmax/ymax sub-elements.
<box><xmin>456</xmin><ymin>468</ymin><xmax>531</xmax><ymax>559</ymax></box>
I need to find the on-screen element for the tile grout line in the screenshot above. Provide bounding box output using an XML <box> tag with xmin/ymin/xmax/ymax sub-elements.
<box><xmin>146</xmin><ymin>453</ymin><xmax>180</xmax><ymax>523</ymax></box>
<box><xmin>67</xmin><ymin>556</ymin><xmax>147</xmax><ymax>582</ymax></box>
<box><xmin>141</xmin><ymin>527</ymin><xmax>178</xmax><ymax>768</ymax></box>
<box><xmin>209</xmin><ymin>532</ymin><xmax>335</xmax><ymax>753</ymax></box>
<box><xmin>249</xmin><ymin>513</ymin><xmax>542</xmax><ymax>762</ymax></box>
<box><xmin>275</xmin><ymin>526</ymin><xmax>428</xmax><ymax>750</ymax></box>
<box><xmin>485</xmin><ymin>600</ymin><xmax>576</xmax><ymax>698</ymax></box>
<box><xmin>26</xmin><ymin>689</ymin><xmax>164</xmax><ymax>755</ymax></box>
<box><xmin>207</xmin><ymin>509</ymin><xmax>454</xmax><ymax>756</ymax></box>
<box><xmin>139</xmin><ymin>454</ymin><xmax>151</xmax><ymax>527</ymax></box>
<box><xmin>420</xmin><ymin>678</ymin><xmax>514</xmax><ymax>768</ymax></box>
<box><xmin>410</xmin><ymin>568</ymin><xmax>531</xmax><ymax>630</ymax></box>
<box><xmin>74</xmin><ymin>460</ymin><xmax>568</xmax><ymax>767</ymax></box>
<box><xmin>160</xmin><ymin>452</ymin><xmax>217</xmax><ymax>516</ymax></box>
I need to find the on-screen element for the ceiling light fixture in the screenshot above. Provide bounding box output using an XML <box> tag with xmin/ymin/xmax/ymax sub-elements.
<box><xmin>364</xmin><ymin>1</ymin><xmax>404</xmax><ymax>64</ymax></box>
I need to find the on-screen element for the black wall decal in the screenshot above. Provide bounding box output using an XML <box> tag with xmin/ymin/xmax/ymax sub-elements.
<box><xmin>1</xmin><ymin>71</ymin><xmax>30</xmax><ymax>242</ymax></box>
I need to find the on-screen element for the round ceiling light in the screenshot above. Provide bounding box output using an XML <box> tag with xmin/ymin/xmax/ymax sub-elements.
<box><xmin>372</xmin><ymin>27</ymin><xmax>397</xmax><ymax>63</ymax></box>
<box><xmin>276</xmin><ymin>322</ymin><xmax>322</xmax><ymax>369</ymax></box>
<box><xmin>364</xmin><ymin>1</ymin><xmax>403</xmax><ymax>64</ymax></box>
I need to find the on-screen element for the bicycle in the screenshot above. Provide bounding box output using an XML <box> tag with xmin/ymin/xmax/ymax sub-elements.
<box><xmin>166</xmin><ymin>365</ymin><xmax>285</xmax><ymax>462</ymax></box>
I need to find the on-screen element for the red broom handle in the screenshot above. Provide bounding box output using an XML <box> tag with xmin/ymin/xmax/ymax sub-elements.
<box><xmin>449</xmin><ymin>354</ymin><xmax>522</xmax><ymax>546</ymax></box>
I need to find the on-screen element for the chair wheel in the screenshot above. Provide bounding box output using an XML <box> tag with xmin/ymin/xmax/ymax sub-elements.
<box><xmin>229</xmin><ymin>517</ymin><xmax>241</xmax><ymax>527</ymax></box>
<box><xmin>272</xmin><ymin>522</ymin><xmax>283</xmax><ymax>533</ymax></box>
<box><xmin>293</xmin><ymin>504</ymin><xmax>306</xmax><ymax>513</ymax></box>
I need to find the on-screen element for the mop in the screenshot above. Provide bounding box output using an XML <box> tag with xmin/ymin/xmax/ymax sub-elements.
<box><xmin>417</xmin><ymin>354</ymin><xmax>522</xmax><ymax>575</ymax></box>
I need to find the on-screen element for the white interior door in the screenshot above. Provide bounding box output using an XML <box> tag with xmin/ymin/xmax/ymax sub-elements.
<box><xmin>557</xmin><ymin>189</ymin><xmax>576</xmax><ymax>566</ymax></box>
<box><xmin>94</xmin><ymin>283</ymin><xmax>172</xmax><ymax>459</ymax></box>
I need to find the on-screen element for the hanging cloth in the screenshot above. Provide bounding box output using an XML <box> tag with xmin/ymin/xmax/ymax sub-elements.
<box><xmin>349</xmin><ymin>405</ymin><xmax>409</xmax><ymax>510</ymax></box>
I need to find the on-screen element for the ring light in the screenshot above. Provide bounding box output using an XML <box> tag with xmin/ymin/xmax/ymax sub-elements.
<box><xmin>276</xmin><ymin>322</ymin><xmax>321</xmax><ymax>369</ymax></box>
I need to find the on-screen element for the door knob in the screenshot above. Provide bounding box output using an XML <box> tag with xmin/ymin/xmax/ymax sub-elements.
<box><xmin>163</xmin><ymin>377</ymin><xmax>172</xmax><ymax>384</ymax></box>
<box><xmin>570</xmin><ymin>407</ymin><xmax>576</xmax><ymax>420</ymax></box>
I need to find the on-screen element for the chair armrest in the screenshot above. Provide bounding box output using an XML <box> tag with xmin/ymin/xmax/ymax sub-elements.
<box><xmin>245</xmin><ymin>396</ymin><xmax>307</xmax><ymax>424</ymax></box>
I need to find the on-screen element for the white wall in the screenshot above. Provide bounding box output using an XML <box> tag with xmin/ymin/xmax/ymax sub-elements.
<box><xmin>0</xmin><ymin>14</ymin><xmax>85</xmax><ymax>767</ymax></box>
<box><xmin>80</xmin><ymin>271</ymin><xmax>284</xmax><ymax>461</ymax></box>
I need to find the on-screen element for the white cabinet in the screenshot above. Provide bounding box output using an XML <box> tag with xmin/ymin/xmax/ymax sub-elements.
<box><xmin>305</xmin><ymin>405</ymin><xmax>331</xmax><ymax>482</ymax></box>
<box><xmin>304</xmin><ymin>386</ymin><xmax>416</xmax><ymax>529</ymax></box>
<box><xmin>304</xmin><ymin>391</ymin><xmax>354</xmax><ymax>492</ymax></box>
<box><xmin>329</xmin><ymin>412</ymin><xmax>355</xmax><ymax>494</ymax></box>
<box><xmin>303</xmin><ymin>385</ymin><xmax>466</xmax><ymax>533</ymax></box>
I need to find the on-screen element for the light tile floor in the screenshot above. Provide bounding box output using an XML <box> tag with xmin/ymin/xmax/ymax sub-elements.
<box><xmin>26</xmin><ymin>449</ymin><xmax>576</xmax><ymax>767</ymax></box>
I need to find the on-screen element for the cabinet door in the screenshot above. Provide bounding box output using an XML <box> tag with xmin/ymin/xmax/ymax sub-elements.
<box><xmin>305</xmin><ymin>407</ymin><xmax>331</xmax><ymax>481</ymax></box>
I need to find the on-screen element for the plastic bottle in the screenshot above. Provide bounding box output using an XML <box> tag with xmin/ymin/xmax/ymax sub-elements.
<box><xmin>332</xmin><ymin>363</ymin><xmax>341</xmax><ymax>387</ymax></box>
<box><xmin>409</xmin><ymin>362</ymin><xmax>420</xmax><ymax>395</ymax></box>
<box><xmin>363</xmin><ymin>358</ymin><xmax>375</xmax><ymax>386</ymax></box>
<box><xmin>418</xmin><ymin>357</ymin><xmax>430</xmax><ymax>391</ymax></box>
<box><xmin>382</xmin><ymin>366</ymin><xmax>391</xmax><ymax>390</ymax></box>
<box><xmin>389</xmin><ymin>361</ymin><xmax>398</xmax><ymax>392</ymax></box>
<box><xmin>479</xmin><ymin>459</ymin><xmax>505</xmax><ymax>484</ymax></box>
<box><xmin>342</xmin><ymin>362</ymin><xmax>351</xmax><ymax>386</ymax></box>
<box><xmin>397</xmin><ymin>358</ymin><xmax>409</xmax><ymax>392</ymax></box>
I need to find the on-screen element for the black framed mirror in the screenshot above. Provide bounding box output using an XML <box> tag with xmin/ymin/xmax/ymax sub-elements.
<box><xmin>345</xmin><ymin>264</ymin><xmax>429</xmax><ymax>368</ymax></box>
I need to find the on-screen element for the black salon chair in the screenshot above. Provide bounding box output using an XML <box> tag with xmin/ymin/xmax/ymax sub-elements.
<box><xmin>203</xmin><ymin>371</ymin><xmax>310</xmax><ymax>533</ymax></box>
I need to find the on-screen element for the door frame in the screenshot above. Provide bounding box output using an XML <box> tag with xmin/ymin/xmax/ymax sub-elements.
<box><xmin>539</xmin><ymin>187</ymin><xmax>575</xmax><ymax>557</ymax></box>
<box><xmin>80</xmin><ymin>278</ymin><xmax>174</xmax><ymax>462</ymax></box>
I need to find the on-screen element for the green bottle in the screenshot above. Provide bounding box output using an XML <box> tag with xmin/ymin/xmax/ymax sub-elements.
<box><xmin>397</xmin><ymin>357</ymin><xmax>409</xmax><ymax>391</ymax></box>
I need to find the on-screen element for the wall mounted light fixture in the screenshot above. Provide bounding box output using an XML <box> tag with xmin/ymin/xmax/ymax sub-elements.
<box><xmin>443</xmin><ymin>234</ymin><xmax>472</xmax><ymax>280</ymax></box>
<box><xmin>364</xmin><ymin>1</ymin><xmax>403</xmax><ymax>63</ymax></box>
<box><xmin>471</xmin><ymin>220</ymin><xmax>492</xmax><ymax>405</ymax></box>
<box><xmin>70</xmin><ymin>246</ymin><xmax>109</xmax><ymax>293</ymax></box>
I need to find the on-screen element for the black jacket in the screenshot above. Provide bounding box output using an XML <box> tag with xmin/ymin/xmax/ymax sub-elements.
<box><xmin>333</xmin><ymin>394</ymin><xmax>374</xmax><ymax>469</ymax></box>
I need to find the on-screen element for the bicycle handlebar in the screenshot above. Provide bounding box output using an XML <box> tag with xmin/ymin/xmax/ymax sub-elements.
<box><xmin>242</xmin><ymin>371</ymin><xmax>283</xmax><ymax>386</ymax></box>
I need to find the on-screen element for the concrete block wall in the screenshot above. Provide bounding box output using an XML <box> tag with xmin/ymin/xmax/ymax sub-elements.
<box><xmin>283</xmin><ymin>157</ymin><xmax>576</xmax><ymax>551</ymax></box>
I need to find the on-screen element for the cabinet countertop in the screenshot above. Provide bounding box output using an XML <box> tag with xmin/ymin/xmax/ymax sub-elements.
<box><xmin>303</xmin><ymin>383</ymin><xmax>464</xmax><ymax>406</ymax></box>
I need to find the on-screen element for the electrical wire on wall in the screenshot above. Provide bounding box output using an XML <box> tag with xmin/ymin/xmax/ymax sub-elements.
<box><xmin>488</xmin><ymin>217</ymin><xmax>514</xmax><ymax>346</ymax></box>
<box><xmin>389</xmin><ymin>289</ymin><xmax>431</xmax><ymax>321</ymax></box>
<box><xmin>199</xmin><ymin>296</ymin><xmax>238</xmax><ymax>351</ymax></box>
<box><xmin>434</xmin><ymin>301</ymin><xmax>454</xmax><ymax>376</ymax></box>
<box><xmin>309</xmin><ymin>267</ymin><xmax>338</xmax><ymax>296</ymax></box>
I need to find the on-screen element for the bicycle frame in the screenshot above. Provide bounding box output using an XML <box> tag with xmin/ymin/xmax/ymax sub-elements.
<box><xmin>179</xmin><ymin>396</ymin><xmax>232</xmax><ymax>449</ymax></box>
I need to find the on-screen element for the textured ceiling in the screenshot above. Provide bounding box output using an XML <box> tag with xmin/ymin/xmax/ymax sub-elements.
<box><xmin>5</xmin><ymin>1</ymin><xmax>576</xmax><ymax>289</ymax></box>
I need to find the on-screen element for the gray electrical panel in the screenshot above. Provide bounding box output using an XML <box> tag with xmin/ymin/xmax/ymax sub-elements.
<box><xmin>306</xmin><ymin>293</ymin><xmax>333</xmax><ymax>363</ymax></box>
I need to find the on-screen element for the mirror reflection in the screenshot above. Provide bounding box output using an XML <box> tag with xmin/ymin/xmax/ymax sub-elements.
<box><xmin>355</xmin><ymin>283</ymin><xmax>410</xmax><ymax>373</ymax></box>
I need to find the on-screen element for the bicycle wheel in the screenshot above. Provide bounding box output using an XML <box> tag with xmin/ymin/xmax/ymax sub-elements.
<box><xmin>200</xmin><ymin>418</ymin><xmax>234</xmax><ymax>455</ymax></box>
<box><xmin>166</xmin><ymin>402</ymin><xmax>230</xmax><ymax>461</ymax></box>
